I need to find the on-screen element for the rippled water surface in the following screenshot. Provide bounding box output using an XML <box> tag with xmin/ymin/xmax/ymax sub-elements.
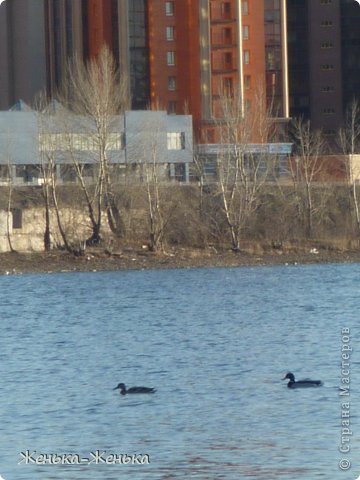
<box><xmin>0</xmin><ymin>263</ymin><xmax>359</xmax><ymax>479</ymax></box>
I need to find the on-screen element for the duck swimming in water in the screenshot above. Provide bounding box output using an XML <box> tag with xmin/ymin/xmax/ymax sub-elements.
<box><xmin>282</xmin><ymin>372</ymin><xmax>323</xmax><ymax>388</ymax></box>
<box><xmin>113</xmin><ymin>383</ymin><xmax>156</xmax><ymax>395</ymax></box>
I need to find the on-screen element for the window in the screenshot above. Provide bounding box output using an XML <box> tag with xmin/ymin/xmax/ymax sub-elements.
<box><xmin>242</xmin><ymin>1</ymin><xmax>249</xmax><ymax>15</ymax></box>
<box><xmin>174</xmin><ymin>163</ymin><xmax>186</xmax><ymax>182</ymax></box>
<box><xmin>223</xmin><ymin>77</ymin><xmax>233</xmax><ymax>95</ymax></box>
<box><xmin>243</xmin><ymin>25</ymin><xmax>249</xmax><ymax>40</ymax></box>
<box><xmin>320</xmin><ymin>0</ymin><xmax>332</xmax><ymax>4</ymax></box>
<box><xmin>60</xmin><ymin>165</ymin><xmax>77</xmax><ymax>182</ymax></box>
<box><xmin>243</xmin><ymin>50</ymin><xmax>250</xmax><ymax>64</ymax></box>
<box><xmin>15</xmin><ymin>165</ymin><xmax>37</xmax><ymax>182</ymax></box>
<box><xmin>206</xmin><ymin>129</ymin><xmax>215</xmax><ymax>143</ymax></box>
<box><xmin>244</xmin><ymin>75</ymin><xmax>251</xmax><ymax>89</ymax></box>
<box><xmin>107</xmin><ymin>133</ymin><xmax>125</xmax><ymax>150</ymax></box>
<box><xmin>324</xmin><ymin>129</ymin><xmax>336</xmax><ymax>136</ymax></box>
<box><xmin>166</xmin><ymin>26</ymin><xmax>174</xmax><ymax>41</ymax></box>
<box><xmin>320</xmin><ymin>64</ymin><xmax>334</xmax><ymax>71</ymax></box>
<box><xmin>323</xmin><ymin>108</ymin><xmax>335</xmax><ymax>114</ymax></box>
<box><xmin>321</xmin><ymin>20</ymin><xmax>333</xmax><ymax>27</ymax></box>
<box><xmin>321</xmin><ymin>86</ymin><xmax>335</xmax><ymax>92</ymax></box>
<box><xmin>167</xmin><ymin>51</ymin><xmax>175</xmax><ymax>66</ymax></box>
<box><xmin>223</xmin><ymin>52</ymin><xmax>233</xmax><ymax>69</ymax></box>
<box><xmin>223</xmin><ymin>27</ymin><xmax>232</xmax><ymax>45</ymax></box>
<box><xmin>321</xmin><ymin>41</ymin><xmax>333</xmax><ymax>49</ymax></box>
<box><xmin>244</xmin><ymin>99</ymin><xmax>251</xmax><ymax>112</ymax></box>
<box><xmin>167</xmin><ymin>101</ymin><xmax>177</xmax><ymax>114</ymax></box>
<box><xmin>11</xmin><ymin>209</ymin><xmax>22</xmax><ymax>229</ymax></box>
<box><xmin>0</xmin><ymin>165</ymin><xmax>10</xmax><ymax>179</ymax></box>
<box><xmin>168</xmin><ymin>76</ymin><xmax>176</xmax><ymax>91</ymax></box>
<box><xmin>222</xmin><ymin>2</ymin><xmax>231</xmax><ymax>19</ymax></box>
<box><xmin>165</xmin><ymin>2</ymin><xmax>174</xmax><ymax>16</ymax></box>
<box><xmin>167</xmin><ymin>132</ymin><xmax>185</xmax><ymax>150</ymax></box>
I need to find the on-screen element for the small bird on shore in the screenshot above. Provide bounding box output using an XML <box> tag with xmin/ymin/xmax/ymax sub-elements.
<box><xmin>282</xmin><ymin>372</ymin><xmax>323</xmax><ymax>388</ymax></box>
<box><xmin>113</xmin><ymin>383</ymin><xmax>156</xmax><ymax>395</ymax></box>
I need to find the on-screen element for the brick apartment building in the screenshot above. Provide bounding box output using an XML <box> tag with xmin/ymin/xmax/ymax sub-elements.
<box><xmin>147</xmin><ymin>0</ymin><xmax>290</xmax><ymax>140</ymax></box>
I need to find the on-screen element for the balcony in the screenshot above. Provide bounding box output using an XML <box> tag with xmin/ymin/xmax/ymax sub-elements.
<box><xmin>210</xmin><ymin>17</ymin><xmax>236</xmax><ymax>25</ymax></box>
<box><xmin>211</xmin><ymin>32</ymin><xmax>236</xmax><ymax>49</ymax></box>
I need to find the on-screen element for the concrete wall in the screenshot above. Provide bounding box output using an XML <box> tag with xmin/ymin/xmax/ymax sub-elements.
<box><xmin>0</xmin><ymin>206</ymin><xmax>104</xmax><ymax>253</ymax></box>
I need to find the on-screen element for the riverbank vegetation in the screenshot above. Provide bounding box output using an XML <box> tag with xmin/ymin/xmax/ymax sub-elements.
<box><xmin>1</xmin><ymin>48</ymin><xmax>360</xmax><ymax>264</ymax></box>
<box><xmin>1</xmin><ymin>181</ymin><xmax>360</xmax><ymax>256</ymax></box>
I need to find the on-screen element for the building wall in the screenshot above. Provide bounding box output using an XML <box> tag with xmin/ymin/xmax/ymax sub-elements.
<box><xmin>148</xmin><ymin>0</ymin><xmax>197</xmax><ymax>128</ymax></box>
<box><xmin>243</xmin><ymin>0</ymin><xmax>266</xmax><ymax>111</ymax></box>
<box><xmin>0</xmin><ymin>0</ymin><xmax>47</xmax><ymax>109</ymax></box>
<box><xmin>340</xmin><ymin>0</ymin><xmax>360</xmax><ymax>111</ymax></box>
<box><xmin>308</xmin><ymin>0</ymin><xmax>343</xmax><ymax>133</ymax></box>
<box><xmin>0</xmin><ymin>207</ymin><xmax>106</xmax><ymax>253</ymax></box>
<box><xmin>287</xmin><ymin>0</ymin><xmax>310</xmax><ymax>119</ymax></box>
<box><xmin>0</xmin><ymin>108</ymin><xmax>193</xmax><ymax>173</ymax></box>
<box><xmin>287</xmin><ymin>0</ymin><xmax>360</xmax><ymax>138</ymax></box>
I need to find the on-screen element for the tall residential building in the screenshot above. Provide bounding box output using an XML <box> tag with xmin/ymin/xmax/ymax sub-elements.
<box><xmin>287</xmin><ymin>0</ymin><xmax>360</xmax><ymax>136</ymax></box>
<box><xmin>148</xmin><ymin>0</ymin><xmax>290</xmax><ymax>140</ymax></box>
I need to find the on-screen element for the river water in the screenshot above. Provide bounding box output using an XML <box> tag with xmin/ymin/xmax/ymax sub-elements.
<box><xmin>0</xmin><ymin>263</ymin><xmax>359</xmax><ymax>479</ymax></box>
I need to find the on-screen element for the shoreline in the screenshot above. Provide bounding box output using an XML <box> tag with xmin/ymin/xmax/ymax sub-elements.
<box><xmin>1</xmin><ymin>247</ymin><xmax>360</xmax><ymax>276</ymax></box>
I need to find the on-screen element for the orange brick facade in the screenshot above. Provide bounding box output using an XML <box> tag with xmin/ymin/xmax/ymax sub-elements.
<box><xmin>147</xmin><ymin>1</ymin><xmax>202</xmax><ymax>132</ymax></box>
<box><xmin>82</xmin><ymin>1</ymin><xmax>288</xmax><ymax>142</ymax></box>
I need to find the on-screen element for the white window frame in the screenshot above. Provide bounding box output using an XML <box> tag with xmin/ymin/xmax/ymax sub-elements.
<box><xmin>165</xmin><ymin>2</ymin><xmax>174</xmax><ymax>16</ymax></box>
<box><xmin>168</xmin><ymin>76</ymin><xmax>176</xmax><ymax>91</ymax></box>
<box><xmin>166</xmin><ymin>26</ymin><xmax>174</xmax><ymax>41</ymax></box>
<box><xmin>167</xmin><ymin>132</ymin><xmax>185</xmax><ymax>150</ymax></box>
<box><xmin>243</xmin><ymin>25</ymin><xmax>249</xmax><ymax>40</ymax></box>
<box><xmin>167</xmin><ymin>51</ymin><xmax>175</xmax><ymax>66</ymax></box>
<box><xmin>244</xmin><ymin>50</ymin><xmax>250</xmax><ymax>65</ymax></box>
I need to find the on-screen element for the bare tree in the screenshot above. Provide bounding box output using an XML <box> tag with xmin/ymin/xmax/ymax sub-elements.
<box><xmin>0</xmin><ymin>133</ymin><xmax>16</xmax><ymax>252</ymax></box>
<box><xmin>137</xmin><ymin>114</ymin><xmax>170</xmax><ymax>252</ymax></box>
<box><xmin>339</xmin><ymin>99</ymin><xmax>360</xmax><ymax>234</ymax></box>
<box><xmin>212</xmin><ymin>86</ymin><xmax>277</xmax><ymax>251</ymax></box>
<box><xmin>5</xmin><ymin>159</ymin><xmax>15</xmax><ymax>252</ymax></box>
<box><xmin>35</xmin><ymin>92</ymin><xmax>54</xmax><ymax>251</ymax></box>
<box><xmin>59</xmin><ymin>45</ymin><xmax>129</xmax><ymax>244</ymax></box>
<box><xmin>142</xmin><ymin>164</ymin><xmax>165</xmax><ymax>252</ymax></box>
<box><xmin>37</xmin><ymin>98</ymin><xmax>85</xmax><ymax>255</ymax></box>
<box><xmin>290</xmin><ymin>118</ymin><xmax>326</xmax><ymax>238</ymax></box>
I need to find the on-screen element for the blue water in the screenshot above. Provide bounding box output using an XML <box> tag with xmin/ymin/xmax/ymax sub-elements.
<box><xmin>0</xmin><ymin>263</ymin><xmax>359</xmax><ymax>479</ymax></box>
